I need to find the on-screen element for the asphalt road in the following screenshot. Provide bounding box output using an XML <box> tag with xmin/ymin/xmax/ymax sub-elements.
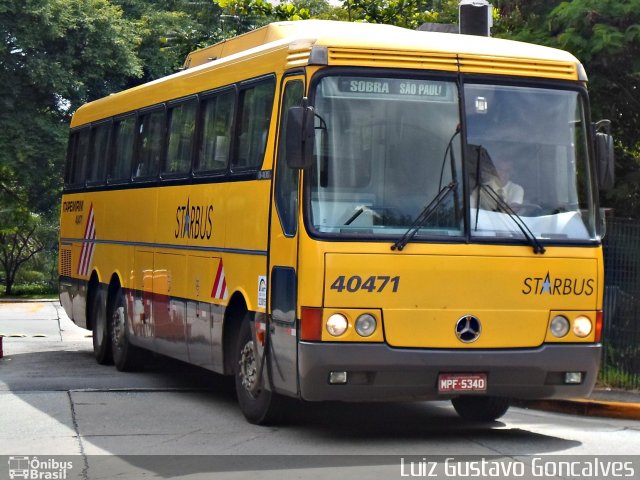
<box><xmin>1</xmin><ymin>302</ymin><xmax>639</xmax><ymax>479</ymax></box>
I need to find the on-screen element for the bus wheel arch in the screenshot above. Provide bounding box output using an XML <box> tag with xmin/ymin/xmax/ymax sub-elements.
<box><xmin>222</xmin><ymin>292</ymin><xmax>249</xmax><ymax>375</ymax></box>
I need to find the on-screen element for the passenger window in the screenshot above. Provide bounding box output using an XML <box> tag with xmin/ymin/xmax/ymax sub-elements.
<box><xmin>71</xmin><ymin>129</ymin><xmax>90</xmax><ymax>186</ymax></box>
<box><xmin>87</xmin><ymin>123</ymin><xmax>110</xmax><ymax>183</ymax></box>
<box><xmin>233</xmin><ymin>78</ymin><xmax>275</xmax><ymax>170</ymax></box>
<box><xmin>197</xmin><ymin>90</ymin><xmax>234</xmax><ymax>173</ymax></box>
<box><xmin>165</xmin><ymin>99</ymin><xmax>197</xmax><ymax>176</ymax></box>
<box><xmin>134</xmin><ymin>109</ymin><xmax>165</xmax><ymax>179</ymax></box>
<box><xmin>110</xmin><ymin>115</ymin><xmax>136</xmax><ymax>182</ymax></box>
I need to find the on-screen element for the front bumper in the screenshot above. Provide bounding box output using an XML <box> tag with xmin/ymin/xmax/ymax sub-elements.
<box><xmin>298</xmin><ymin>342</ymin><xmax>601</xmax><ymax>402</ymax></box>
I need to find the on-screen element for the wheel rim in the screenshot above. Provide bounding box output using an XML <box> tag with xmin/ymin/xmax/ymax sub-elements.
<box><xmin>238</xmin><ymin>340</ymin><xmax>259</xmax><ymax>395</ymax></box>
<box><xmin>112</xmin><ymin>304</ymin><xmax>126</xmax><ymax>351</ymax></box>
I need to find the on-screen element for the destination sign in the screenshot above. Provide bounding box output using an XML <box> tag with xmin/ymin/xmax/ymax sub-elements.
<box><xmin>336</xmin><ymin>77</ymin><xmax>450</xmax><ymax>99</ymax></box>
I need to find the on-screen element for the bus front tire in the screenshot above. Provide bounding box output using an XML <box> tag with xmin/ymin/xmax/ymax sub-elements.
<box><xmin>110</xmin><ymin>288</ymin><xmax>144</xmax><ymax>372</ymax></box>
<box><xmin>451</xmin><ymin>395</ymin><xmax>510</xmax><ymax>422</ymax></box>
<box><xmin>91</xmin><ymin>288</ymin><xmax>112</xmax><ymax>365</ymax></box>
<box><xmin>234</xmin><ymin>316</ymin><xmax>284</xmax><ymax>425</ymax></box>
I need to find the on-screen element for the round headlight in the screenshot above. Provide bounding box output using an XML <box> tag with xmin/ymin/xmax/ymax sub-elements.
<box><xmin>326</xmin><ymin>313</ymin><xmax>348</xmax><ymax>336</ymax></box>
<box><xmin>355</xmin><ymin>313</ymin><xmax>377</xmax><ymax>337</ymax></box>
<box><xmin>573</xmin><ymin>315</ymin><xmax>593</xmax><ymax>338</ymax></box>
<box><xmin>550</xmin><ymin>315</ymin><xmax>570</xmax><ymax>338</ymax></box>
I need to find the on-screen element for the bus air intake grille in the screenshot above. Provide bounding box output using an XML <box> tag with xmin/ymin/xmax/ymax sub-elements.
<box><xmin>328</xmin><ymin>48</ymin><xmax>458</xmax><ymax>71</ymax></box>
<box><xmin>60</xmin><ymin>248</ymin><xmax>72</xmax><ymax>277</ymax></box>
<box><xmin>287</xmin><ymin>48</ymin><xmax>312</xmax><ymax>68</ymax></box>
<box><xmin>458</xmin><ymin>55</ymin><xmax>578</xmax><ymax>80</ymax></box>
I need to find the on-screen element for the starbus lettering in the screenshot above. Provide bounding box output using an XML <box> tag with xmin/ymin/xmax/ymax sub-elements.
<box><xmin>522</xmin><ymin>272</ymin><xmax>594</xmax><ymax>296</ymax></box>
<box><xmin>175</xmin><ymin>198</ymin><xmax>214</xmax><ymax>240</ymax></box>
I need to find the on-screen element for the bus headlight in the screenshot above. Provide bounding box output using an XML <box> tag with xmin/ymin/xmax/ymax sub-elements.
<box><xmin>326</xmin><ymin>313</ymin><xmax>348</xmax><ymax>336</ymax></box>
<box><xmin>573</xmin><ymin>315</ymin><xmax>592</xmax><ymax>337</ymax></box>
<box><xmin>355</xmin><ymin>314</ymin><xmax>377</xmax><ymax>337</ymax></box>
<box><xmin>550</xmin><ymin>315</ymin><xmax>570</xmax><ymax>338</ymax></box>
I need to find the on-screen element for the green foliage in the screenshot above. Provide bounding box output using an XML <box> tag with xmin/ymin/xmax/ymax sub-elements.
<box><xmin>341</xmin><ymin>0</ymin><xmax>458</xmax><ymax>28</ymax></box>
<box><xmin>0</xmin><ymin>164</ymin><xmax>57</xmax><ymax>295</ymax></box>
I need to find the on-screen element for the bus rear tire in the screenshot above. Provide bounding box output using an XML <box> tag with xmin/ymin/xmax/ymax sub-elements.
<box><xmin>451</xmin><ymin>395</ymin><xmax>510</xmax><ymax>421</ymax></box>
<box><xmin>110</xmin><ymin>288</ymin><xmax>145</xmax><ymax>372</ymax></box>
<box><xmin>234</xmin><ymin>316</ymin><xmax>284</xmax><ymax>425</ymax></box>
<box><xmin>91</xmin><ymin>288</ymin><xmax>112</xmax><ymax>365</ymax></box>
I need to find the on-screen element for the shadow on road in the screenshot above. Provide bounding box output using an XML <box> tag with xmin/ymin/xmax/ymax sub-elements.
<box><xmin>1</xmin><ymin>346</ymin><xmax>583</xmax><ymax>479</ymax></box>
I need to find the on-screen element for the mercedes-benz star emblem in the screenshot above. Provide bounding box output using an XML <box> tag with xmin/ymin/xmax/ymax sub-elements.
<box><xmin>455</xmin><ymin>315</ymin><xmax>481</xmax><ymax>343</ymax></box>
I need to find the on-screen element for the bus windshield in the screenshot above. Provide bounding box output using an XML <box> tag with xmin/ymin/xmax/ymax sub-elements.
<box><xmin>465</xmin><ymin>84</ymin><xmax>596</xmax><ymax>242</ymax></box>
<box><xmin>308</xmin><ymin>74</ymin><xmax>597</xmax><ymax>244</ymax></box>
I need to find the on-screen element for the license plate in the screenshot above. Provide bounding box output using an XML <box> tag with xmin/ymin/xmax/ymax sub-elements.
<box><xmin>438</xmin><ymin>373</ymin><xmax>487</xmax><ymax>393</ymax></box>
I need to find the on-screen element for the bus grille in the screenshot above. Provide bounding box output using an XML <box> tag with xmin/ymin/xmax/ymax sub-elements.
<box><xmin>328</xmin><ymin>48</ymin><xmax>458</xmax><ymax>71</ymax></box>
<box><xmin>60</xmin><ymin>248</ymin><xmax>72</xmax><ymax>277</ymax></box>
<box><xmin>458</xmin><ymin>54</ymin><xmax>578</xmax><ymax>80</ymax></box>
<box><xmin>326</xmin><ymin>48</ymin><xmax>578</xmax><ymax>80</ymax></box>
<box><xmin>287</xmin><ymin>48</ymin><xmax>312</xmax><ymax>68</ymax></box>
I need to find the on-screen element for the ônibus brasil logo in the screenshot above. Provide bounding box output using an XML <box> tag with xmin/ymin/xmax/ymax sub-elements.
<box><xmin>8</xmin><ymin>456</ymin><xmax>73</xmax><ymax>480</ymax></box>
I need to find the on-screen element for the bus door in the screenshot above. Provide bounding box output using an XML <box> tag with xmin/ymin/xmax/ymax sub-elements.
<box><xmin>267</xmin><ymin>76</ymin><xmax>305</xmax><ymax>395</ymax></box>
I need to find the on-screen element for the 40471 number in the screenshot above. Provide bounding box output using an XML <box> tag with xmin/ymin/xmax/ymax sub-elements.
<box><xmin>330</xmin><ymin>275</ymin><xmax>400</xmax><ymax>293</ymax></box>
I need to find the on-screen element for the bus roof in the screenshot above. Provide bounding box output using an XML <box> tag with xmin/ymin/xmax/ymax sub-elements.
<box><xmin>71</xmin><ymin>20</ymin><xmax>585</xmax><ymax>128</ymax></box>
<box><xmin>183</xmin><ymin>20</ymin><xmax>580</xmax><ymax>70</ymax></box>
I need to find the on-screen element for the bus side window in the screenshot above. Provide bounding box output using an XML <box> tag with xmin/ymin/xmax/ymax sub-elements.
<box><xmin>109</xmin><ymin>115</ymin><xmax>136</xmax><ymax>182</ymax></box>
<box><xmin>165</xmin><ymin>98</ymin><xmax>197</xmax><ymax>176</ymax></box>
<box><xmin>87</xmin><ymin>122</ymin><xmax>111</xmax><ymax>184</ymax></box>
<box><xmin>233</xmin><ymin>77</ymin><xmax>275</xmax><ymax>171</ymax></box>
<box><xmin>196</xmin><ymin>90</ymin><xmax>234</xmax><ymax>173</ymax></box>
<box><xmin>134</xmin><ymin>108</ymin><xmax>165</xmax><ymax>180</ymax></box>
<box><xmin>275</xmin><ymin>80</ymin><xmax>304</xmax><ymax>236</ymax></box>
<box><xmin>71</xmin><ymin>128</ymin><xmax>90</xmax><ymax>187</ymax></box>
<box><xmin>64</xmin><ymin>133</ymin><xmax>77</xmax><ymax>187</ymax></box>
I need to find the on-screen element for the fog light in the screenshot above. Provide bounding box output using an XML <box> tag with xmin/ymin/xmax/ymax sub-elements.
<box><xmin>550</xmin><ymin>315</ymin><xmax>570</xmax><ymax>338</ymax></box>
<box><xmin>573</xmin><ymin>316</ymin><xmax>593</xmax><ymax>338</ymax></box>
<box><xmin>329</xmin><ymin>371</ymin><xmax>348</xmax><ymax>384</ymax></box>
<box><xmin>326</xmin><ymin>313</ymin><xmax>348</xmax><ymax>336</ymax></box>
<box><xmin>565</xmin><ymin>372</ymin><xmax>583</xmax><ymax>384</ymax></box>
<box><xmin>355</xmin><ymin>313</ymin><xmax>377</xmax><ymax>337</ymax></box>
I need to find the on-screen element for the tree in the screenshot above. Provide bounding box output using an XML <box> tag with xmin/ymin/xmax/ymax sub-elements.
<box><xmin>0</xmin><ymin>165</ymin><xmax>49</xmax><ymax>295</ymax></box>
<box><xmin>340</xmin><ymin>0</ymin><xmax>458</xmax><ymax>28</ymax></box>
<box><xmin>0</xmin><ymin>0</ymin><xmax>144</xmax><ymax>293</ymax></box>
<box><xmin>0</xmin><ymin>0</ymin><xmax>144</xmax><ymax>219</ymax></box>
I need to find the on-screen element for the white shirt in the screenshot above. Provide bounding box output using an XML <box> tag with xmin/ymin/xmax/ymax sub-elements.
<box><xmin>470</xmin><ymin>178</ymin><xmax>524</xmax><ymax>210</ymax></box>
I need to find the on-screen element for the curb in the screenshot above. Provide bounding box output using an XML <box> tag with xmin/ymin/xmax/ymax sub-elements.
<box><xmin>519</xmin><ymin>398</ymin><xmax>640</xmax><ymax>421</ymax></box>
<box><xmin>0</xmin><ymin>298</ymin><xmax>58</xmax><ymax>303</ymax></box>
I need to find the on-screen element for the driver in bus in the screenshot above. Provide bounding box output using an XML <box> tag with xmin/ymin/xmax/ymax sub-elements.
<box><xmin>470</xmin><ymin>157</ymin><xmax>524</xmax><ymax>210</ymax></box>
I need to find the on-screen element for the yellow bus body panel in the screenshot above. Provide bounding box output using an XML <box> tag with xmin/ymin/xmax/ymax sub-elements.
<box><xmin>324</xmin><ymin>252</ymin><xmax>597</xmax><ymax>348</ymax></box>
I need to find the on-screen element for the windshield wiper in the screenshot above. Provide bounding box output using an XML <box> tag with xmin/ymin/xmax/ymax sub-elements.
<box><xmin>477</xmin><ymin>184</ymin><xmax>546</xmax><ymax>254</ymax></box>
<box><xmin>391</xmin><ymin>181</ymin><xmax>457</xmax><ymax>251</ymax></box>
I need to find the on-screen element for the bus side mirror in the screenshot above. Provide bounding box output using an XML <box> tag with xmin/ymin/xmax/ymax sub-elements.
<box><xmin>286</xmin><ymin>106</ymin><xmax>315</xmax><ymax>169</ymax></box>
<box><xmin>594</xmin><ymin>120</ymin><xmax>614</xmax><ymax>192</ymax></box>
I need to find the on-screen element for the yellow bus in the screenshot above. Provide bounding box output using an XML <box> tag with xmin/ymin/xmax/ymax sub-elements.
<box><xmin>59</xmin><ymin>20</ymin><xmax>614</xmax><ymax>424</ymax></box>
